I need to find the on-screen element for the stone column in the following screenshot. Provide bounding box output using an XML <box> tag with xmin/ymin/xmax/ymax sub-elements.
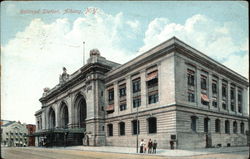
<box><xmin>114</xmin><ymin>81</ymin><xmax>119</xmax><ymax>115</ymax></box>
<box><xmin>242</xmin><ymin>87</ymin><xmax>248</xmax><ymax>116</ymax></box>
<box><xmin>235</xmin><ymin>87</ymin><xmax>238</xmax><ymax>114</ymax></box>
<box><xmin>140</xmin><ymin>69</ymin><xmax>147</xmax><ymax>107</ymax></box>
<box><xmin>157</xmin><ymin>63</ymin><xmax>162</xmax><ymax>105</ymax></box>
<box><xmin>67</xmin><ymin>96</ymin><xmax>73</xmax><ymax>128</ymax></box>
<box><xmin>55</xmin><ymin>104</ymin><xmax>60</xmax><ymax>128</ymax></box>
<box><xmin>218</xmin><ymin>77</ymin><xmax>222</xmax><ymax>112</ymax></box>
<box><xmin>227</xmin><ymin>82</ymin><xmax>231</xmax><ymax>113</ymax></box>
<box><xmin>126</xmin><ymin>76</ymin><xmax>132</xmax><ymax>113</ymax></box>
<box><xmin>208</xmin><ymin>72</ymin><xmax>213</xmax><ymax>109</ymax></box>
<box><xmin>196</xmin><ymin>68</ymin><xmax>201</xmax><ymax>107</ymax></box>
<box><xmin>42</xmin><ymin>112</ymin><xmax>46</xmax><ymax>130</ymax></box>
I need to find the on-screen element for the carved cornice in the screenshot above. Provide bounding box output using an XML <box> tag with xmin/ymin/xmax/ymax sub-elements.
<box><xmin>40</xmin><ymin>63</ymin><xmax>112</xmax><ymax>103</ymax></box>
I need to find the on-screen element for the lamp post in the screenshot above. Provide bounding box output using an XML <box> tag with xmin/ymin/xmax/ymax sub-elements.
<box><xmin>136</xmin><ymin>104</ymin><xmax>139</xmax><ymax>153</ymax></box>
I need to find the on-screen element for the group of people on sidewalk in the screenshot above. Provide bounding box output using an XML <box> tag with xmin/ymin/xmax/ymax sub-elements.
<box><xmin>139</xmin><ymin>139</ymin><xmax>157</xmax><ymax>154</ymax></box>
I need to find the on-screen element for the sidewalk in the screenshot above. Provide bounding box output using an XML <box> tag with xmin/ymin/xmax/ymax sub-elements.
<box><xmin>54</xmin><ymin>145</ymin><xmax>249</xmax><ymax>157</ymax></box>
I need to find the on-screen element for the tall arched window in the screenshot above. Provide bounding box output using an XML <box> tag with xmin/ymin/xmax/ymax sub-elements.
<box><xmin>233</xmin><ymin>121</ymin><xmax>237</xmax><ymax>134</ymax></box>
<box><xmin>119</xmin><ymin>122</ymin><xmax>125</xmax><ymax>136</ymax></box>
<box><xmin>132</xmin><ymin>120</ymin><xmax>140</xmax><ymax>135</ymax></box>
<box><xmin>215</xmin><ymin>119</ymin><xmax>220</xmax><ymax>133</ymax></box>
<box><xmin>204</xmin><ymin>118</ymin><xmax>210</xmax><ymax>133</ymax></box>
<box><xmin>191</xmin><ymin>116</ymin><xmax>197</xmax><ymax>132</ymax></box>
<box><xmin>225</xmin><ymin>120</ymin><xmax>230</xmax><ymax>134</ymax></box>
<box><xmin>148</xmin><ymin>117</ymin><xmax>157</xmax><ymax>134</ymax></box>
<box><xmin>107</xmin><ymin>124</ymin><xmax>113</xmax><ymax>136</ymax></box>
<box><xmin>240</xmin><ymin>122</ymin><xmax>244</xmax><ymax>134</ymax></box>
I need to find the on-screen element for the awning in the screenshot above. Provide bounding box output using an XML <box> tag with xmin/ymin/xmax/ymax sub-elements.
<box><xmin>146</xmin><ymin>71</ymin><xmax>158</xmax><ymax>81</ymax></box>
<box><xmin>201</xmin><ymin>94</ymin><xmax>209</xmax><ymax>102</ymax></box>
<box><xmin>106</xmin><ymin>104</ymin><xmax>114</xmax><ymax>111</ymax></box>
<box><xmin>31</xmin><ymin>128</ymin><xmax>85</xmax><ymax>136</ymax></box>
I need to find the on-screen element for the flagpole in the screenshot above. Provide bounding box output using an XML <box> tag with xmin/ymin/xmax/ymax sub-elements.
<box><xmin>83</xmin><ymin>41</ymin><xmax>85</xmax><ymax>65</ymax></box>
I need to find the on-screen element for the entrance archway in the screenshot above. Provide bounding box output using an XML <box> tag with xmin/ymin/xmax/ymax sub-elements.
<box><xmin>60</xmin><ymin>102</ymin><xmax>69</xmax><ymax>128</ymax></box>
<box><xmin>48</xmin><ymin>107</ymin><xmax>55</xmax><ymax>129</ymax></box>
<box><xmin>74</xmin><ymin>93</ymin><xmax>87</xmax><ymax>128</ymax></box>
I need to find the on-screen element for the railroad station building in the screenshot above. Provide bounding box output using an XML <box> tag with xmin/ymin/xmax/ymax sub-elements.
<box><xmin>34</xmin><ymin>37</ymin><xmax>249</xmax><ymax>149</ymax></box>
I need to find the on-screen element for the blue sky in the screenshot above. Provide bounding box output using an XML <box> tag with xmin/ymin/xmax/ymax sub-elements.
<box><xmin>1</xmin><ymin>1</ymin><xmax>248</xmax><ymax>124</ymax></box>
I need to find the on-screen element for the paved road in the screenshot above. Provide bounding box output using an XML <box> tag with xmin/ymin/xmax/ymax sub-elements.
<box><xmin>1</xmin><ymin>147</ymin><xmax>249</xmax><ymax>159</ymax></box>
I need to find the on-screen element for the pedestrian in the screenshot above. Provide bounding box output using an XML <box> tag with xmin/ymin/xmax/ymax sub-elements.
<box><xmin>139</xmin><ymin>139</ymin><xmax>145</xmax><ymax>153</ymax></box>
<box><xmin>148</xmin><ymin>138</ymin><xmax>153</xmax><ymax>154</ymax></box>
<box><xmin>153</xmin><ymin>140</ymin><xmax>157</xmax><ymax>154</ymax></box>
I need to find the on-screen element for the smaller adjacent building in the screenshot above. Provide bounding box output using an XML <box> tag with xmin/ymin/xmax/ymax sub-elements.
<box><xmin>26</xmin><ymin>124</ymin><xmax>36</xmax><ymax>146</ymax></box>
<box><xmin>1</xmin><ymin>120</ymin><xmax>28</xmax><ymax>147</ymax></box>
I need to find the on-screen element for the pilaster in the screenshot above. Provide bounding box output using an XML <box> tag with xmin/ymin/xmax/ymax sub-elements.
<box><xmin>126</xmin><ymin>76</ymin><xmax>132</xmax><ymax>113</ymax></box>
<box><xmin>114</xmin><ymin>81</ymin><xmax>119</xmax><ymax>115</ymax></box>
<box><xmin>196</xmin><ymin>67</ymin><xmax>201</xmax><ymax>107</ymax></box>
<box><xmin>208</xmin><ymin>72</ymin><xmax>212</xmax><ymax>109</ymax></box>
<box><xmin>218</xmin><ymin>77</ymin><xmax>222</xmax><ymax>112</ymax></box>
<box><xmin>140</xmin><ymin>69</ymin><xmax>147</xmax><ymax>107</ymax></box>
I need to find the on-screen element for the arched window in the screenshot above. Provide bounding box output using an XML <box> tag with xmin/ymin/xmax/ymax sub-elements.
<box><xmin>148</xmin><ymin>117</ymin><xmax>157</xmax><ymax>134</ymax></box>
<box><xmin>191</xmin><ymin>116</ymin><xmax>197</xmax><ymax>132</ymax></box>
<box><xmin>225</xmin><ymin>120</ymin><xmax>230</xmax><ymax>134</ymax></box>
<box><xmin>240</xmin><ymin>122</ymin><xmax>244</xmax><ymax>134</ymax></box>
<box><xmin>215</xmin><ymin>119</ymin><xmax>220</xmax><ymax>133</ymax></box>
<box><xmin>119</xmin><ymin>122</ymin><xmax>125</xmax><ymax>136</ymax></box>
<box><xmin>107</xmin><ymin>124</ymin><xmax>113</xmax><ymax>136</ymax></box>
<box><xmin>132</xmin><ymin>120</ymin><xmax>140</xmax><ymax>135</ymax></box>
<box><xmin>233</xmin><ymin>121</ymin><xmax>237</xmax><ymax>134</ymax></box>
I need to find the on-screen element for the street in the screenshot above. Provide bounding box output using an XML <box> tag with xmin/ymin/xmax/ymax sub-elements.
<box><xmin>1</xmin><ymin>147</ymin><xmax>249</xmax><ymax>159</ymax></box>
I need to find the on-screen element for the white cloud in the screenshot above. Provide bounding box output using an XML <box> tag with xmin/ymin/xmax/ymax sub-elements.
<box><xmin>139</xmin><ymin>14</ymin><xmax>248</xmax><ymax>78</ymax></box>
<box><xmin>1</xmin><ymin>9</ymin><xmax>140</xmax><ymax>123</ymax></box>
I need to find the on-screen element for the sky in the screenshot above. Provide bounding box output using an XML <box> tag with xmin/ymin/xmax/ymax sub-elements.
<box><xmin>1</xmin><ymin>1</ymin><xmax>248</xmax><ymax>124</ymax></box>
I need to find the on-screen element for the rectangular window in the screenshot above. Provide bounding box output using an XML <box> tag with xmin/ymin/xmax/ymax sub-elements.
<box><xmin>222</xmin><ymin>84</ymin><xmax>227</xmax><ymax>98</ymax></box>
<box><xmin>147</xmin><ymin>72</ymin><xmax>158</xmax><ymax>104</ymax></box>
<box><xmin>133</xmin><ymin>98</ymin><xmax>141</xmax><ymax>108</ymax></box>
<box><xmin>147</xmin><ymin>70</ymin><xmax>158</xmax><ymax>104</ymax></box>
<box><xmin>132</xmin><ymin>79</ymin><xmax>141</xmax><ymax>93</ymax></box>
<box><xmin>148</xmin><ymin>94</ymin><xmax>158</xmax><ymax>104</ymax></box>
<box><xmin>187</xmin><ymin>69</ymin><xmax>195</xmax><ymax>86</ymax></box>
<box><xmin>212</xmin><ymin>100</ymin><xmax>217</xmax><ymax>107</ymax></box>
<box><xmin>119</xmin><ymin>85</ymin><xmax>126</xmax><ymax>97</ymax></box>
<box><xmin>222</xmin><ymin>102</ymin><xmax>227</xmax><ymax>110</ymax></box>
<box><xmin>212</xmin><ymin>82</ymin><xmax>217</xmax><ymax>94</ymax></box>
<box><xmin>119</xmin><ymin>103</ymin><xmax>127</xmax><ymax>111</ymax></box>
<box><xmin>188</xmin><ymin>91</ymin><xmax>195</xmax><ymax>102</ymax></box>
<box><xmin>201</xmin><ymin>76</ymin><xmax>207</xmax><ymax>90</ymax></box>
<box><xmin>230</xmin><ymin>87</ymin><xmax>235</xmax><ymax>111</ymax></box>
<box><xmin>108</xmin><ymin>89</ymin><xmax>114</xmax><ymax>103</ymax></box>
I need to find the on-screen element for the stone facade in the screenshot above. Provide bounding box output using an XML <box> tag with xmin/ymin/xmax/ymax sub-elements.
<box><xmin>35</xmin><ymin>37</ymin><xmax>249</xmax><ymax>149</ymax></box>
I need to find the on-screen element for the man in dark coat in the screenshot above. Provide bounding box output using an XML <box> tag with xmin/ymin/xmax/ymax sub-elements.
<box><xmin>153</xmin><ymin>140</ymin><xmax>157</xmax><ymax>154</ymax></box>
